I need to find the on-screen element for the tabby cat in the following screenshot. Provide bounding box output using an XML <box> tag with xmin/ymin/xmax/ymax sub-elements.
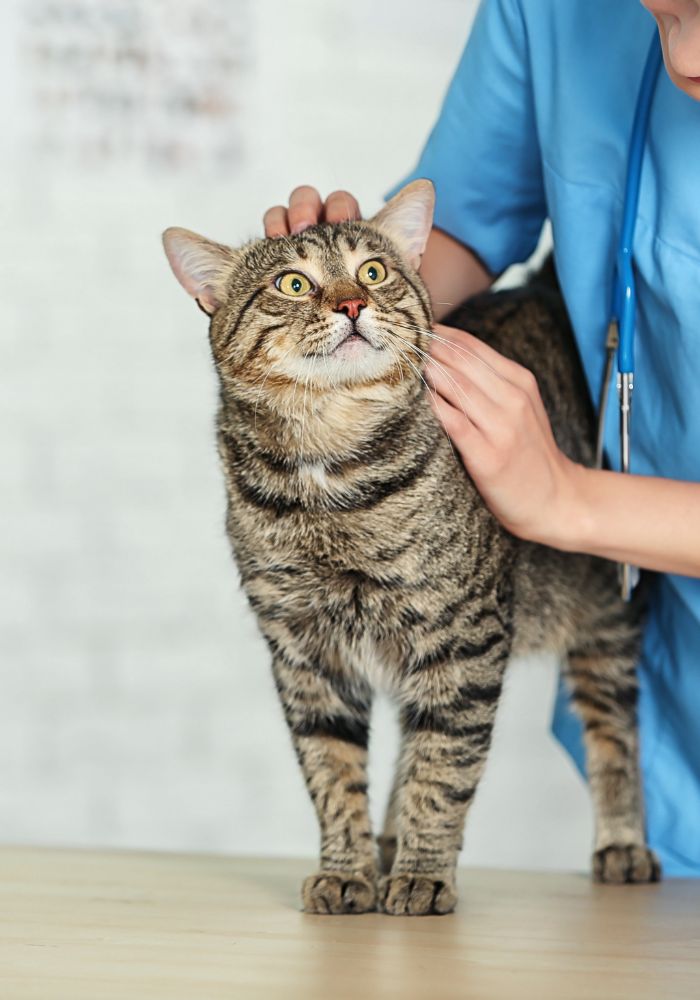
<box><xmin>162</xmin><ymin>180</ymin><xmax>660</xmax><ymax>915</ymax></box>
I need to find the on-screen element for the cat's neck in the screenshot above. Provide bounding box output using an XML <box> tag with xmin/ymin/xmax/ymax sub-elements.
<box><xmin>220</xmin><ymin>379</ymin><xmax>427</xmax><ymax>465</ymax></box>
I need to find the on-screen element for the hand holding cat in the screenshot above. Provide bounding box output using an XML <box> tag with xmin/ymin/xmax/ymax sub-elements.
<box><xmin>425</xmin><ymin>324</ymin><xmax>583</xmax><ymax>547</ymax></box>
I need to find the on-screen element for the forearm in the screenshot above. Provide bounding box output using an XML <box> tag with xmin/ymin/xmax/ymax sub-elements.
<box><xmin>419</xmin><ymin>227</ymin><xmax>493</xmax><ymax>321</ymax></box>
<box><xmin>549</xmin><ymin>464</ymin><xmax>700</xmax><ymax>577</ymax></box>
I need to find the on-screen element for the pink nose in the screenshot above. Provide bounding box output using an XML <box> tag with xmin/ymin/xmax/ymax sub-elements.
<box><xmin>335</xmin><ymin>298</ymin><xmax>366</xmax><ymax>320</ymax></box>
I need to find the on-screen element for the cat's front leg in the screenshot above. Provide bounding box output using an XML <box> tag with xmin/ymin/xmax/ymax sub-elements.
<box><xmin>381</xmin><ymin>648</ymin><xmax>508</xmax><ymax>916</ymax></box>
<box><xmin>271</xmin><ymin>653</ymin><xmax>377</xmax><ymax>914</ymax></box>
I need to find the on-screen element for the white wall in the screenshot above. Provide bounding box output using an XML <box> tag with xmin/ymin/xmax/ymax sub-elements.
<box><xmin>0</xmin><ymin>0</ymin><xmax>592</xmax><ymax>869</ymax></box>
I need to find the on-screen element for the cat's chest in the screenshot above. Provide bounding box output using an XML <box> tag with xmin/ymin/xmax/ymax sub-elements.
<box><xmin>339</xmin><ymin>633</ymin><xmax>400</xmax><ymax>695</ymax></box>
<box><xmin>296</xmin><ymin>461</ymin><xmax>333</xmax><ymax>492</ymax></box>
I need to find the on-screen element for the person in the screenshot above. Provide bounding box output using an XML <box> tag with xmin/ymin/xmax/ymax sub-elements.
<box><xmin>262</xmin><ymin>0</ymin><xmax>700</xmax><ymax>876</ymax></box>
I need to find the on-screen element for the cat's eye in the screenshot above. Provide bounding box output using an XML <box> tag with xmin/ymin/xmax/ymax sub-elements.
<box><xmin>276</xmin><ymin>272</ymin><xmax>313</xmax><ymax>297</ymax></box>
<box><xmin>357</xmin><ymin>259</ymin><xmax>387</xmax><ymax>286</ymax></box>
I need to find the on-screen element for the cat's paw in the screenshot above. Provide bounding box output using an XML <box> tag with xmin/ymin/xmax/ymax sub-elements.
<box><xmin>301</xmin><ymin>871</ymin><xmax>377</xmax><ymax>914</ymax></box>
<box><xmin>380</xmin><ymin>873</ymin><xmax>457</xmax><ymax>916</ymax></box>
<box><xmin>592</xmin><ymin>844</ymin><xmax>662</xmax><ymax>884</ymax></box>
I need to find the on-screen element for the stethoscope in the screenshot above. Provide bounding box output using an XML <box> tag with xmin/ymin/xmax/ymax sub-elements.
<box><xmin>595</xmin><ymin>31</ymin><xmax>663</xmax><ymax>601</ymax></box>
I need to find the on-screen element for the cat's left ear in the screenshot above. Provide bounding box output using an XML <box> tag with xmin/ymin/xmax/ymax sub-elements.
<box><xmin>369</xmin><ymin>179</ymin><xmax>435</xmax><ymax>270</ymax></box>
<box><xmin>162</xmin><ymin>227</ymin><xmax>238</xmax><ymax>315</ymax></box>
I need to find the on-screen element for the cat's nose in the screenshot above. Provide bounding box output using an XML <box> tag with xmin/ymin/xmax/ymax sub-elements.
<box><xmin>334</xmin><ymin>298</ymin><xmax>366</xmax><ymax>320</ymax></box>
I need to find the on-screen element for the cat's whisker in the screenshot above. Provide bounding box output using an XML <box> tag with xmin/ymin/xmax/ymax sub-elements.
<box><xmin>392</xmin><ymin>338</ymin><xmax>473</xmax><ymax>403</ymax></box>
<box><xmin>321</xmin><ymin>340</ymin><xmax>335</xmax><ymax>391</ymax></box>
<box><xmin>398</xmin><ymin>357</ymin><xmax>463</xmax><ymax>470</ymax></box>
<box><xmin>380</xmin><ymin>335</ymin><xmax>464</xmax><ymax>471</ymax></box>
<box><xmin>384</xmin><ymin>341</ymin><xmax>405</xmax><ymax>387</ymax></box>
<box><xmin>388</xmin><ymin>318</ymin><xmax>504</xmax><ymax>380</ymax></box>
<box><xmin>251</xmin><ymin>343</ymin><xmax>298</xmax><ymax>432</ymax></box>
<box><xmin>395</xmin><ymin>318</ymin><xmax>498</xmax><ymax>369</ymax></box>
<box><xmin>300</xmin><ymin>349</ymin><xmax>314</xmax><ymax>459</ymax></box>
<box><xmin>380</xmin><ymin>327</ymin><xmax>476</xmax><ymax>421</ymax></box>
<box><xmin>282</xmin><ymin>345</ymin><xmax>308</xmax><ymax>431</ymax></box>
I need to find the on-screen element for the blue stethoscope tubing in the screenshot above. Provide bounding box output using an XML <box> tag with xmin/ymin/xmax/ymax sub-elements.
<box><xmin>615</xmin><ymin>33</ymin><xmax>664</xmax><ymax>375</ymax></box>
<box><xmin>596</xmin><ymin>31</ymin><xmax>663</xmax><ymax>599</ymax></box>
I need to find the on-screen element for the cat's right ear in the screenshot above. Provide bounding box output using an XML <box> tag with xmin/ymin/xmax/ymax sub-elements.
<box><xmin>369</xmin><ymin>179</ymin><xmax>435</xmax><ymax>270</ymax></box>
<box><xmin>162</xmin><ymin>227</ymin><xmax>238</xmax><ymax>316</ymax></box>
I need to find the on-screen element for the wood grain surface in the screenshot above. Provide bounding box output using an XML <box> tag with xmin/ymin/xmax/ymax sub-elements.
<box><xmin>1</xmin><ymin>848</ymin><xmax>699</xmax><ymax>999</ymax></box>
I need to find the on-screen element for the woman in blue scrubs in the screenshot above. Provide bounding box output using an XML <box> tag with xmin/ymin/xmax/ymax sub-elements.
<box><xmin>263</xmin><ymin>0</ymin><xmax>700</xmax><ymax>876</ymax></box>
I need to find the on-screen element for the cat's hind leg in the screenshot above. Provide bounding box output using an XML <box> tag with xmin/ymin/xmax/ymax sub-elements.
<box><xmin>564</xmin><ymin>609</ymin><xmax>661</xmax><ymax>884</ymax></box>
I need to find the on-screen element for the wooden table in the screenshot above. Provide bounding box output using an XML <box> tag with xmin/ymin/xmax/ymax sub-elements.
<box><xmin>2</xmin><ymin>848</ymin><xmax>699</xmax><ymax>999</ymax></box>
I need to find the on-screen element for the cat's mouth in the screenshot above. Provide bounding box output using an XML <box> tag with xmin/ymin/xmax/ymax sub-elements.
<box><xmin>338</xmin><ymin>331</ymin><xmax>369</xmax><ymax>347</ymax></box>
<box><xmin>330</xmin><ymin>325</ymin><xmax>382</xmax><ymax>355</ymax></box>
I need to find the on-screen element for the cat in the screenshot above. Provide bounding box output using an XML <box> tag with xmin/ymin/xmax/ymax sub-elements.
<box><xmin>162</xmin><ymin>180</ymin><xmax>660</xmax><ymax>915</ymax></box>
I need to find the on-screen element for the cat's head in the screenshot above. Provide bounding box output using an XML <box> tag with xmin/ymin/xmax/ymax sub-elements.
<box><xmin>162</xmin><ymin>180</ymin><xmax>434</xmax><ymax>412</ymax></box>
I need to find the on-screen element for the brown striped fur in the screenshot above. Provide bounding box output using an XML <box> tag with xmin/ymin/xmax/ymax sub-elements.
<box><xmin>163</xmin><ymin>181</ymin><xmax>660</xmax><ymax>915</ymax></box>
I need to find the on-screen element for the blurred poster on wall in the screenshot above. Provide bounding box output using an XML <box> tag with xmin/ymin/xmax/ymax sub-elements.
<box><xmin>17</xmin><ymin>0</ymin><xmax>250</xmax><ymax>173</ymax></box>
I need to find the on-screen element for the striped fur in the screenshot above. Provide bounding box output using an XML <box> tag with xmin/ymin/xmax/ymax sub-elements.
<box><xmin>163</xmin><ymin>195</ymin><xmax>659</xmax><ymax>915</ymax></box>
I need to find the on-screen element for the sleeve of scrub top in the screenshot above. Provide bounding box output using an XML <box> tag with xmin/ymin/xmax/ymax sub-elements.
<box><xmin>388</xmin><ymin>0</ymin><xmax>547</xmax><ymax>275</ymax></box>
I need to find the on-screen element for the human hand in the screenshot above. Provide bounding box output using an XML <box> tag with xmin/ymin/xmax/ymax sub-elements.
<box><xmin>424</xmin><ymin>323</ymin><xmax>585</xmax><ymax>546</ymax></box>
<box><xmin>263</xmin><ymin>186</ymin><xmax>361</xmax><ymax>237</ymax></box>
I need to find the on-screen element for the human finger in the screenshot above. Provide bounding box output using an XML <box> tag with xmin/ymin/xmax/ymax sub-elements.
<box><xmin>323</xmin><ymin>190</ymin><xmax>362</xmax><ymax>224</ymax></box>
<box><xmin>263</xmin><ymin>205</ymin><xmax>290</xmax><ymax>238</ymax></box>
<box><xmin>432</xmin><ymin>323</ymin><xmax>536</xmax><ymax>391</ymax></box>
<box><xmin>428</xmin><ymin>329</ymin><xmax>510</xmax><ymax>408</ymax></box>
<box><xmin>288</xmin><ymin>185</ymin><xmax>324</xmax><ymax>234</ymax></box>
<box><xmin>430</xmin><ymin>325</ymin><xmax>544</xmax><ymax>426</ymax></box>
<box><xmin>430</xmin><ymin>335</ymin><xmax>519</xmax><ymax>410</ymax></box>
<box><xmin>432</xmin><ymin>324</ymin><xmax>550</xmax><ymax>442</ymax></box>
<box><xmin>428</xmin><ymin>392</ymin><xmax>476</xmax><ymax>454</ymax></box>
<box><xmin>424</xmin><ymin>357</ymin><xmax>497</xmax><ymax>430</ymax></box>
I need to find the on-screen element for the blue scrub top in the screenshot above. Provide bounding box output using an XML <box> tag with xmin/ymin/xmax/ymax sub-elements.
<box><xmin>392</xmin><ymin>0</ymin><xmax>700</xmax><ymax>876</ymax></box>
